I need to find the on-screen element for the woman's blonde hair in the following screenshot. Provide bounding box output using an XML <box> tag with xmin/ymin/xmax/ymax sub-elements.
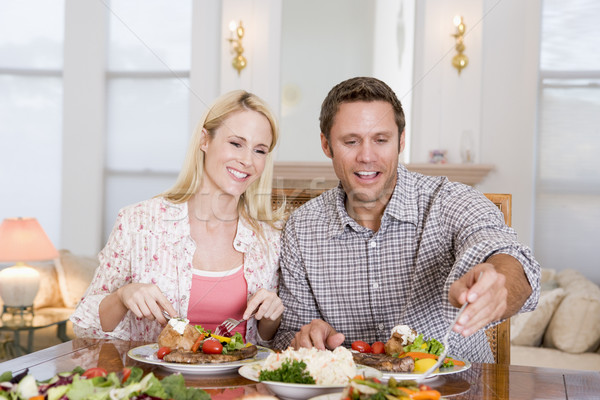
<box><xmin>161</xmin><ymin>90</ymin><xmax>284</xmax><ymax>234</ymax></box>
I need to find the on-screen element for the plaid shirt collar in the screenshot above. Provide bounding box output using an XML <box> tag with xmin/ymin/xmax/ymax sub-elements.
<box><xmin>328</xmin><ymin>164</ymin><xmax>420</xmax><ymax>239</ymax></box>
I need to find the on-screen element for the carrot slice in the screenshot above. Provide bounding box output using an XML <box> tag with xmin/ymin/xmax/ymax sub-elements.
<box><xmin>190</xmin><ymin>333</ymin><xmax>205</xmax><ymax>352</ymax></box>
<box><xmin>398</xmin><ymin>387</ymin><xmax>416</xmax><ymax>395</ymax></box>
<box><xmin>401</xmin><ymin>352</ymin><xmax>438</xmax><ymax>360</ymax></box>
<box><xmin>446</xmin><ymin>357</ymin><xmax>465</xmax><ymax>366</ymax></box>
<box><xmin>410</xmin><ymin>390</ymin><xmax>441</xmax><ymax>400</ymax></box>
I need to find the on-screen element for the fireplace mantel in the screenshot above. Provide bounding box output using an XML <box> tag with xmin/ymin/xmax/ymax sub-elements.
<box><xmin>273</xmin><ymin>162</ymin><xmax>494</xmax><ymax>189</ymax></box>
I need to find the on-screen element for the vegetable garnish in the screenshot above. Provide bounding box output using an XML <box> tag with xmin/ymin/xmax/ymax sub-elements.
<box><xmin>222</xmin><ymin>332</ymin><xmax>245</xmax><ymax>354</ymax></box>
<box><xmin>400</xmin><ymin>352</ymin><xmax>465</xmax><ymax>368</ymax></box>
<box><xmin>342</xmin><ymin>376</ymin><xmax>441</xmax><ymax>400</ymax></box>
<box><xmin>403</xmin><ymin>334</ymin><xmax>444</xmax><ymax>356</ymax></box>
<box><xmin>258</xmin><ymin>360</ymin><xmax>316</xmax><ymax>384</ymax></box>
<box><xmin>194</xmin><ymin>324</ymin><xmax>210</xmax><ymax>336</ymax></box>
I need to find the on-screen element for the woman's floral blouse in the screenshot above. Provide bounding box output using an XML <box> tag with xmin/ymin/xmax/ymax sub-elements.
<box><xmin>70</xmin><ymin>197</ymin><xmax>281</xmax><ymax>345</ymax></box>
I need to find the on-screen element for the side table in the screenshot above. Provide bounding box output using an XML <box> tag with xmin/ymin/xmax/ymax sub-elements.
<box><xmin>0</xmin><ymin>308</ymin><xmax>72</xmax><ymax>356</ymax></box>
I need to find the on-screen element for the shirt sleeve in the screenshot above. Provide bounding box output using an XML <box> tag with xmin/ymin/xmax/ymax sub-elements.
<box><xmin>273</xmin><ymin>215</ymin><xmax>323</xmax><ymax>350</ymax></box>
<box><xmin>245</xmin><ymin>224</ymin><xmax>282</xmax><ymax>347</ymax></box>
<box><xmin>440</xmin><ymin>188</ymin><xmax>541</xmax><ymax>323</ymax></box>
<box><xmin>70</xmin><ymin>211</ymin><xmax>135</xmax><ymax>340</ymax></box>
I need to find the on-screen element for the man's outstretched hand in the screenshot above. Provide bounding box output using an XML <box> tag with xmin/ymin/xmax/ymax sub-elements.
<box><xmin>290</xmin><ymin>319</ymin><xmax>345</xmax><ymax>350</ymax></box>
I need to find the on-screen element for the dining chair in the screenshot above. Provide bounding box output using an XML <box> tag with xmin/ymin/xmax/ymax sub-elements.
<box><xmin>271</xmin><ymin>188</ymin><xmax>512</xmax><ymax>365</ymax></box>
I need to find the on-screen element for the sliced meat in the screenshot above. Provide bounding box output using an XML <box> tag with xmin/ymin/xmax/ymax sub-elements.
<box><xmin>352</xmin><ymin>352</ymin><xmax>415</xmax><ymax>373</ymax></box>
<box><xmin>162</xmin><ymin>345</ymin><xmax>258</xmax><ymax>364</ymax></box>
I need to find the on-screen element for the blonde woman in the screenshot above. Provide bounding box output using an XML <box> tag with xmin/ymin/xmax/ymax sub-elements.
<box><xmin>71</xmin><ymin>90</ymin><xmax>285</xmax><ymax>345</ymax></box>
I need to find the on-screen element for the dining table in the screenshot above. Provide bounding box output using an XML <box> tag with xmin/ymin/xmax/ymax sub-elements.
<box><xmin>0</xmin><ymin>338</ymin><xmax>599</xmax><ymax>399</ymax></box>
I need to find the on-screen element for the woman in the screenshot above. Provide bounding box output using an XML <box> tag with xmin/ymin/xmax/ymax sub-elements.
<box><xmin>71</xmin><ymin>90</ymin><xmax>285</xmax><ymax>345</ymax></box>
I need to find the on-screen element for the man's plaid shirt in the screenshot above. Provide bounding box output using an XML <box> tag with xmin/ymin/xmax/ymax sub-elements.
<box><xmin>274</xmin><ymin>164</ymin><xmax>540</xmax><ymax>362</ymax></box>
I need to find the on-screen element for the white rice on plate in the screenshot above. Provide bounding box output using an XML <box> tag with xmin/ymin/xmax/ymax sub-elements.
<box><xmin>261</xmin><ymin>347</ymin><xmax>357</xmax><ymax>385</ymax></box>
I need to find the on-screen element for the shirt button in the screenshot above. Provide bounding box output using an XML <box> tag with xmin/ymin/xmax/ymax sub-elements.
<box><xmin>378</xmin><ymin>323</ymin><xmax>385</xmax><ymax>330</ymax></box>
<box><xmin>370</xmin><ymin>241</ymin><xmax>377</xmax><ymax>248</ymax></box>
<box><xmin>373</xmin><ymin>282</ymin><xmax>379</xmax><ymax>289</ymax></box>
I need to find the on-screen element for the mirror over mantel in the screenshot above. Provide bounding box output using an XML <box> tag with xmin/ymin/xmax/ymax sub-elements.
<box><xmin>277</xmin><ymin>0</ymin><xmax>415</xmax><ymax>164</ymax></box>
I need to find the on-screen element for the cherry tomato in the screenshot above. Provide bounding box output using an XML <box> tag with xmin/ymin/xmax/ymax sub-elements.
<box><xmin>351</xmin><ymin>340</ymin><xmax>372</xmax><ymax>353</ymax></box>
<box><xmin>82</xmin><ymin>367</ymin><xmax>108</xmax><ymax>379</ymax></box>
<box><xmin>157</xmin><ymin>346</ymin><xmax>171</xmax><ymax>359</ymax></box>
<box><xmin>419</xmin><ymin>384</ymin><xmax>433</xmax><ymax>391</ymax></box>
<box><xmin>191</xmin><ymin>334</ymin><xmax>205</xmax><ymax>353</ymax></box>
<box><xmin>202</xmin><ymin>339</ymin><xmax>223</xmax><ymax>354</ymax></box>
<box><xmin>122</xmin><ymin>367</ymin><xmax>132</xmax><ymax>383</ymax></box>
<box><xmin>371</xmin><ymin>341</ymin><xmax>385</xmax><ymax>354</ymax></box>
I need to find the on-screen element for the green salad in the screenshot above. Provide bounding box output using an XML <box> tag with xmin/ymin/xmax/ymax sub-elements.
<box><xmin>258</xmin><ymin>360</ymin><xmax>315</xmax><ymax>384</ymax></box>
<box><xmin>0</xmin><ymin>366</ymin><xmax>209</xmax><ymax>400</ymax></box>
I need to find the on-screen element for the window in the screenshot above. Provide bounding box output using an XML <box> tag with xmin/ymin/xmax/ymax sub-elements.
<box><xmin>103</xmin><ymin>0</ymin><xmax>192</xmax><ymax>240</ymax></box>
<box><xmin>0</xmin><ymin>1</ymin><xmax>64</xmax><ymax>243</ymax></box>
<box><xmin>535</xmin><ymin>0</ymin><xmax>600</xmax><ymax>279</ymax></box>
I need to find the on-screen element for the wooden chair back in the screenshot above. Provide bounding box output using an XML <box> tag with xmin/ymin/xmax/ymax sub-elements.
<box><xmin>271</xmin><ymin>188</ymin><xmax>511</xmax><ymax>364</ymax></box>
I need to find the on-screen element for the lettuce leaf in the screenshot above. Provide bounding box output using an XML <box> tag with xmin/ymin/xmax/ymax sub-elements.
<box><xmin>222</xmin><ymin>333</ymin><xmax>245</xmax><ymax>354</ymax></box>
<box><xmin>161</xmin><ymin>374</ymin><xmax>210</xmax><ymax>400</ymax></box>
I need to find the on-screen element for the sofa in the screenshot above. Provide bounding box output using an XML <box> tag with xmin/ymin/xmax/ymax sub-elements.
<box><xmin>0</xmin><ymin>250</ymin><xmax>98</xmax><ymax>359</ymax></box>
<box><xmin>510</xmin><ymin>268</ymin><xmax>600</xmax><ymax>371</ymax></box>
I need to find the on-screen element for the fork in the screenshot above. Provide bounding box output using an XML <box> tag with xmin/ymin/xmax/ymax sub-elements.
<box><xmin>213</xmin><ymin>318</ymin><xmax>244</xmax><ymax>337</ymax></box>
<box><xmin>416</xmin><ymin>301</ymin><xmax>469</xmax><ymax>384</ymax></box>
<box><xmin>161</xmin><ymin>310</ymin><xmax>181</xmax><ymax>321</ymax></box>
<box><xmin>214</xmin><ymin>313</ymin><xmax>256</xmax><ymax>337</ymax></box>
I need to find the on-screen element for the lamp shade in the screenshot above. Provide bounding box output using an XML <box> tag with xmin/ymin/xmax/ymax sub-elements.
<box><xmin>0</xmin><ymin>217</ymin><xmax>59</xmax><ymax>262</ymax></box>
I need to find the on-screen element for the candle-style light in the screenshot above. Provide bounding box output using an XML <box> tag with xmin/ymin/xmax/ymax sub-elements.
<box><xmin>227</xmin><ymin>20</ymin><xmax>247</xmax><ymax>75</ymax></box>
<box><xmin>451</xmin><ymin>15</ymin><xmax>469</xmax><ymax>75</ymax></box>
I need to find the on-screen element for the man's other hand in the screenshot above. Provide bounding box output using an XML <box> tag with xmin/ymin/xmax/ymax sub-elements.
<box><xmin>290</xmin><ymin>319</ymin><xmax>345</xmax><ymax>350</ymax></box>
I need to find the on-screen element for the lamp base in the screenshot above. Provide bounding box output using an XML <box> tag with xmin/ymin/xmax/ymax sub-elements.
<box><xmin>1</xmin><ymin>304</ymin><xmax>34</xmax><ymax>320</ymax></box>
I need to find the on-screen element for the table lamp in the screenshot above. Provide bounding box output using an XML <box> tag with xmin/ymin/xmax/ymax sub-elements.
<box><xmin>0</xmin><ymin>217</ymin><xmax>59</xmax><ymax>315</ymax></box>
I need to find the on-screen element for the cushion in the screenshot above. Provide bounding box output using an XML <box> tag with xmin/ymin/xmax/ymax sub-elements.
<box><xmin>511</xmin><ymin>287</ymin><xmax>566</xmax><ymax>347</ymax></box>
<box><xmin>511</xmin><ymin>345</ymin><xmax>600</xmax><ymax>372</ymax></box>
<box><xmin>543</xmin><ymin>269</ymin><xmax>600</xmax><ymax>353</ymax></box>
<box><xmin>54</xmin><ymin>250</ymin><xmax>98</xmax><ymax>308</ymax></box>
<box><xmin>31</xmin><ymin>261</ymin><xmax>65</xmax><ymax>309</ymax></box>
<box><xmin>540</xmin><ymin>268</ymin><xmax>559</xmax><ymax>291</ymax></box>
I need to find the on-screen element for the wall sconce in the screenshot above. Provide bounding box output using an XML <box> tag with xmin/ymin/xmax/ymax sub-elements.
<box><xmin>451</xmin><ymin>15</ymin><xmax>468</xmax><ymax>75</ymax></box>
<box><xmin>227</xmin><ymin>20</ymin><xmax>247</xmax><ymax>75</ymax></box>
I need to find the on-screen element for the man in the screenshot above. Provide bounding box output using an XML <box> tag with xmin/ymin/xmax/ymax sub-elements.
<box><xmin>273</xmin><ymin>77</ymin><xmax>540</xmax><ymax>363</ymax></box>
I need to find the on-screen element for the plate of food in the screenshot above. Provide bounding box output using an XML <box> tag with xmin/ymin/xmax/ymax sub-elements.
<box><xmin>239</xmin><ymin>347</ymin><xmax>381</xmax><ymax>400</ymax></box>
<box><xmin>0</xmin><ymin>366</ymin><xmax>211</xmax><ymax>399</ymax></box>
<box><xmin>308</xmin><ymin>376</ymin><xmax>444</xmax><ymax>400</ymax></box>
<box><xmin>128</xmin><ymin>343</ymin><xmax>271</xmax><ymax>375</ymax></box>
<box><xmin>127</xmin><ymin>317</ymin><xmax>271</xmax><ymax>375</ymax></box>
<box><xmin>350</xmin><ymin>325</ymin><xmax>471</xmax><ymax>381</ymax></box>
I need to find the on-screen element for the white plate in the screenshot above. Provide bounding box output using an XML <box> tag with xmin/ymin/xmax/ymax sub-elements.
<box><xmin>127</xmin><ymin>343</ymin><xmax>272</xmax><ymax>375</ymax></box>
<box><xmin>379</xmin><ymin>359</ymin><xmax>471</xmax><ymax>381</ymax></box>
<box><xmin>309</xmin><ymin>395</ymin><xmax>341</xmax><ymax>400</ymax></box>
<box><xmin>238</xmin><ymin>363</ymin><xmax>381</xmax><ymax>400</ymax></box>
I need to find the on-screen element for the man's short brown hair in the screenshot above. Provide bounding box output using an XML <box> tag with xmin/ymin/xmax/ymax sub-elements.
<box><xmin>319</xmin><ymin>77</ymin><xmax>405</xmax><ymax>150</ymax></box>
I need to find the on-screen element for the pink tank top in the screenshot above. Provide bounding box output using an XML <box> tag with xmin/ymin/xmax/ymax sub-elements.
<box><xmin>187</xmin><ymin>265</ymin><xmax>248</xmax><ymax>339</ymax></box>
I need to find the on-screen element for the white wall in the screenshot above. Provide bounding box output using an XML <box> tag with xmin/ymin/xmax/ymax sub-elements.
<box><xmin>477</xmin><ymin>0</ymin><xmax>541</xmax><ymax>248</ymax></box>
<box><xmin>7</xmin><ymin>0</ymin><xmax>543</xmax><ymax>257</ymax></box>
<box><xmin>412</xmin><ymin>0</ymin><xmax>541</xmax><ymax>247</ymax></box>
<box><xmin>278</xmin><ymin>0</ymin><xmax>375</xmax><ymax>162</ymax></box>
<box><xmin>60</xmin><ymin>0</ymin><xmax>107</xmax><ymax>256</ymax></box>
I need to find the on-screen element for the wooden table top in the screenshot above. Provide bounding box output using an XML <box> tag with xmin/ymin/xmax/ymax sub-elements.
<box><xmin>1</xmin><ymin>339</ymin><xmax>599</xmax><ymax>399</ymax></box>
